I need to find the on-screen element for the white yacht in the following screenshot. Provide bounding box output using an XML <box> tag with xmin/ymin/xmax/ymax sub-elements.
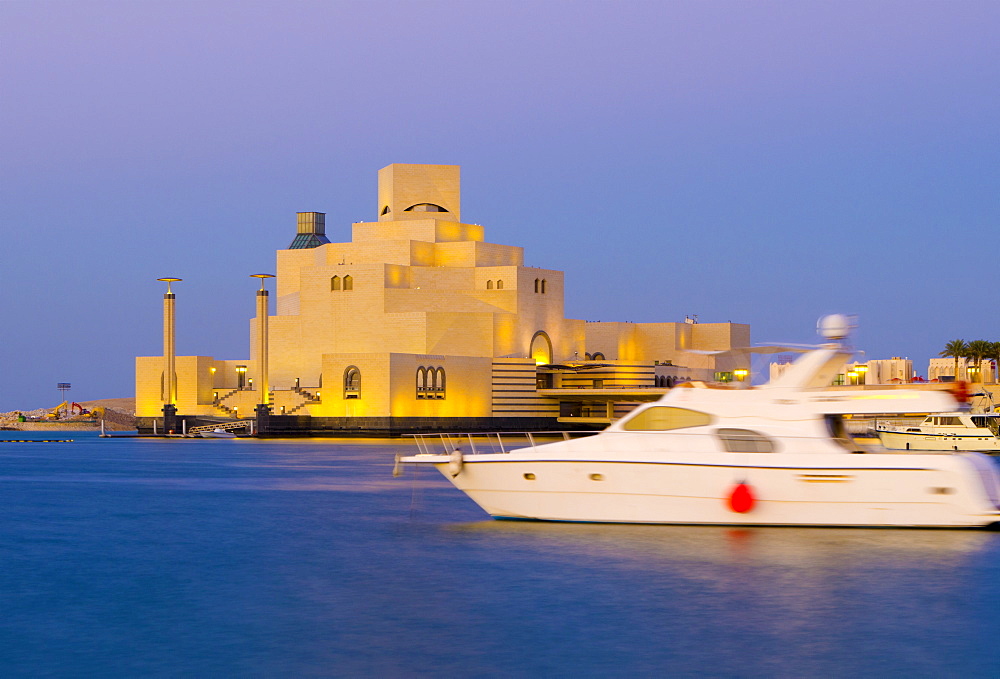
<box><xmin>198</xmin><ymin>428</ymin><xmax>238</xmax><ymax>438</ymax></box>
<box><xmin>397</xmin><ymin>316</ymin><xmax>1000</xmax><ymax>528</ymax></box>
<box><xmin>877</xmin><ymin>413</ymin><xmax>1000</xmax><ymax>452</ymax></box>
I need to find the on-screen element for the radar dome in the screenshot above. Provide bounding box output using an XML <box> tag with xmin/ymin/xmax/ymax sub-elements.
<box><xmin>817</xmin><ymin>314</ymin><xmax>853</xmax><ymax>340</ymax></box>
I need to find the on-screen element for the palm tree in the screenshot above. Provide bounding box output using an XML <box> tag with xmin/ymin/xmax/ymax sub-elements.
<box><xmin>966</xmin><ymin>340</ymin><xmax>992</xmax><ymax>383</ymax></box>
<box><xmin>939</xmin><ymin>339</ymin><xmax>968</xmax><ymax>382</ymax></box>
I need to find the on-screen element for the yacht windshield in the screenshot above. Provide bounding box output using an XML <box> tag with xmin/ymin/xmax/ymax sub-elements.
<box><xmin>621</xmin><ymin>406</ymin><xmax>713</xmax><ymax>431</ymax></box>
<box><xmin>972</xmin><ymin>416</ymin><xmax>1000</xmax><ymax>436</ymax></box>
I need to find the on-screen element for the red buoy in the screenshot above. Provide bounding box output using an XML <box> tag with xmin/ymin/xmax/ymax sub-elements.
<box><xmin>728</xmin><ymin>481</ymin><xmax>755</xmax><ymax>513</ymax></box>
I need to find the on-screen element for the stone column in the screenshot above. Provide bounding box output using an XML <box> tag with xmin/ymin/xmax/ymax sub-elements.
<box><xmin>158</xmin><ymin>278</ymin><xmax>182</xmax><ymax>433</ymax></box>
<box><xmin>251</xmin><ymin>274</ymin><xmax>275</xmax><ymax>434</ymax></box>
<box><xmin>256</xmin><ymin>287</ymin><xmax>269</xmax><ymax>402</ymax></box>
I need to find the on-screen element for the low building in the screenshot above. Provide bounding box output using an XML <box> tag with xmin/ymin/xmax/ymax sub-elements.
<box><xmin>136</xmin><ymin>164</ymin><xmax>750</xmax><ymax>434</ymax></box>
<box><xmin>928</xmin><ymin>357</ymin><xmax>996</xmax><ymax>384</ymax></box>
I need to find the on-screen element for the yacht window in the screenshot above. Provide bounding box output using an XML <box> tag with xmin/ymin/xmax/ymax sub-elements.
<box><xmin>973</xmin><ymin>417</ymin><xmax>1000</xmax><ymax>435</ymax></box>
<box><xmin>621</xmin><ymin>406</ymin><xmax>713</xmax><ymax>431</ymax></box>
<box><xmin>716</xmin><ymin>428</ymin><xmax>776</xmax><ymax>453</ymax></box>
<box><xmin>939</xmin><ymin>417</ymin><xmax>961</xmax><ymax>426</ymax></box>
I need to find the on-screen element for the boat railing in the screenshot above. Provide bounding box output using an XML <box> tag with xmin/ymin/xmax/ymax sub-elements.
<box><xmin>405</xmin><ymin>431</ymin><xmax>600</xmax><ymax>456</ymax></box>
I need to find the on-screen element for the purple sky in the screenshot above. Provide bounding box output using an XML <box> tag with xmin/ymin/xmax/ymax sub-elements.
<box><xmin>2</xmin><ymin>0</ymin><xmax>999</xmax><ymax>411</ymax></box>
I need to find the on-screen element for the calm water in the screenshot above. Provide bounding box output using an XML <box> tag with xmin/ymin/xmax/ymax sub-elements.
<box><xmin>0</xmin><ymin>431</ymin><xmax>998</xmax><ymax>677</ymax></box>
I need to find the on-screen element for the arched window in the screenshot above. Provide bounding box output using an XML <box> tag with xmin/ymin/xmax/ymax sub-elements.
<box><xmin>415</xmin><ymin>366</ymin><xmax>446</xmax><ymax>399</ymax></box>
<box><xmin>486</xmin><ymin>280</ymin><xmax>494</xmax><ymax>290</ymax></box>
<box><xmin>530</xmin><ymin>331</ymin><xmax>553</xmax><ymax>365</ymax></box>
<box><xmin>541</xmin><ymin>279</ymin><xmax>547</xmax><ymax>294</ymax></box>
<box><xmin>404</xmin><ymin>203</ymin><xmax>448</xmax><ymax>212</ymax></box>
<box><xmin>344</xmin><ymin>366</ymin><xmax>361</xmax><ymax>398</ymax></box>
<box><xmin>534</xmin><ymin>278</ymin><xmax>539</xmax><ymax>293</ymax></box>
<box><xmin>592</xmin><ymin>352</ymin><xmax>605</xmax><ymax>361</ymax></box>
<box><xmin>496</xmin><ymin>280</ymin><xmax>503</xmax><ymax>290</ymax></box>
<box><xmin>381</xmin><ymin>206</ymin><xmax>390</xmax><ymax>216</ymax></box>
<box><xmin>343</xmin><ymin>275</ymin><xmax>353</xmax><ymax>291</ymax></box>
<box><xmin>436</xmin><ymin>368</ymin><xmax>446</xmax><ymax>398</ymax></box>
<box><xmin>331</xmin><ymin>276</ymin><xmax>341</xmax><ymax>291</ymax></box>
<box><xmin>585</xmin><ymin>353</ymin><xmax>592</xmax><ymax>361</ymax></box>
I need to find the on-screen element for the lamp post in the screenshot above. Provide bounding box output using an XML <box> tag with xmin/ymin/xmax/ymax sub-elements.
<box><xmin>251</xmin><ymin>273</ymin><xmax>276</xmax><ymax>434</ymax></box>
<box><xmin>157</xmin><ymin>277</ymin><xmax>182</xmax><ymax>434</ymax></box>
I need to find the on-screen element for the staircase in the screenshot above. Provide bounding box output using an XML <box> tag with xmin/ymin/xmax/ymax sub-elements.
<box><xmin>213</xmin><ymin>388</ymin><xmax>240</xmax><ymax>417</ymax></box>
<box><xmin>284</xmin><ymin>387</ymin><xmax>322</xmax><ymax>415</ymax></box>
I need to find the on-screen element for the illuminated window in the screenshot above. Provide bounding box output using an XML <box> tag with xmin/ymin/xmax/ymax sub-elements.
<box><xmin>487</xmin><ymin>280</ymin><xmax>494</xmax><ymax>290</ymax></box>
<box><xmin>331</xmin><ymin>276</ymin><xmax>341</xmax><ymax>291</ymax></box>
<box><xmin>435</xmin><ymin>368</ymin><xmax>446</xmax><ymax>399</ymax></box>
<box><xmin>343</xmin><ymin>275</ymin><xmax>353</xmax><ymax>291</ymax></box>
<box><xmin>416</xmin><ymin>366</ymin><xmax>445</xmax><ymax>399</ymax></box>
<box><xmin>344</xmin><ymin>366</ymin><xmax>361</xmax><ymax>398</ymax></box>
<box><xmin>717</xmin><ymin>428</ymin><xmax>775</xmax><ymax>453</ymax></box>
<box><xmin>404</xmin><ymin>203</ymin><xmax>447</xmax><ymax>212</ymax></box>
<box><xmin>530</xmin><ymin>331</ymin><xmax>553</xmax><ymax>365</ymax></box>
<box><xmin>621</xmin><ymin>406</ymin><xmax>713</xmax><ymax>431</ymax></box>
<box><xmin>496</xmin><ymin>280</ymin><xmax>503</xmax><ymax>290</ymax></box>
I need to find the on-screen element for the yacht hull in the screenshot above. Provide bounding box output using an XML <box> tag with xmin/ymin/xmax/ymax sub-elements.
<box><xmin>415</xmin><ymin>453</ymin><xmax>1000</xmax><ymax>528</ymax></box>
<box><xmin>878</xmin><ymin>430</ymin><xmax>1000</xmax><ymax>452</ymax></box>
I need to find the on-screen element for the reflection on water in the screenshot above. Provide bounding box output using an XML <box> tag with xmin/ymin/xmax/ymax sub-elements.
<box><xmin>450</xmin><ymin>520</ymin><xmax>994</xmax><ymax>568</ymax></box>
<box><xmin>0</xmin><ymin>434</ymin><xmax>997</xmax><ymax>676</ymax></box>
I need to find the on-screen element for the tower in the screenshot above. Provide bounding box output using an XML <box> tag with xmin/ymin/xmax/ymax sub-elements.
<box><xmin>377</xmin><ymin>164</ymin><xmax>460</xmax><ymax>222</ymax></box>
<box><xmin>288</xmin><ymin>212</ymin><xmax>331</xmax><ymax>249</ymax></box>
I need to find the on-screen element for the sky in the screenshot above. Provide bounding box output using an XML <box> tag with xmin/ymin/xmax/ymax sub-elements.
<box><xmin>2</xmin><ymin>0</ymin><xmax>999</xmax><ymax>411</ymax></box>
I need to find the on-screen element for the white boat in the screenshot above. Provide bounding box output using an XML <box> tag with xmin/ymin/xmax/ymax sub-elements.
<box><xmin>199</xmin><ymin>428</ymin><xmax>238</xmax><ymax>438</ymax></box>
<box><xmin>398</xmin><ymin>316</ymin><xmax>1000</xmax><ymax>528</ymax></box>
<box><xmin>877</xmin><ymin>413</ymin><xmax>1000</xmax><ymax>452</ymax></box>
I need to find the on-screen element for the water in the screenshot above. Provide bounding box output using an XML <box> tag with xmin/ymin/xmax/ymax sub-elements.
<box><xmin>1</xmin><ymin>431</ymin><xmax>998</xmax><ymax>677</ymax></box>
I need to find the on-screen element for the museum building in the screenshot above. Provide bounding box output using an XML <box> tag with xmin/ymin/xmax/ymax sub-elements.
<box><xmin>135</xmin><ymin>164</ymin><xmax>750</xmax><ymax>435</ymax></box>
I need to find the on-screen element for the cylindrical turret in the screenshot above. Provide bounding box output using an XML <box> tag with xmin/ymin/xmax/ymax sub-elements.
<box><xmin>251</xmin><ymin>274</ymin><xmax>275</xmax><ymax>405</ymax></box>
<box><xmin>158</xmin><ymin>278</ymin><xmax>182</xmax><ymax>405</ymax></box>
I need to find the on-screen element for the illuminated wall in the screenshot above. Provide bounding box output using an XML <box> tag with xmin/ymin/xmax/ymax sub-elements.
<box><xmin>136</xmin><ymin>163</ymin><xmax>750</xmax><ymax>419</ymax></box>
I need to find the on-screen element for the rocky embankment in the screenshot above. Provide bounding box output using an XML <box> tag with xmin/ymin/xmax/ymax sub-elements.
<box><xmin>1</xmin><ymin>398</ymin><xmax>137</xmax><ymax>431</ymax></box>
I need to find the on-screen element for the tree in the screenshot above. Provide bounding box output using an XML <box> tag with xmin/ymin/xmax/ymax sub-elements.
<box><xmin>939</xmin><ymin>339</ymin><xmax>968</xmax><ymax>381</ymax></box>
<box><xmin>966</xmin><ymin>340</ymin><xmax>992</xmax><ymax>383</ymax></box>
